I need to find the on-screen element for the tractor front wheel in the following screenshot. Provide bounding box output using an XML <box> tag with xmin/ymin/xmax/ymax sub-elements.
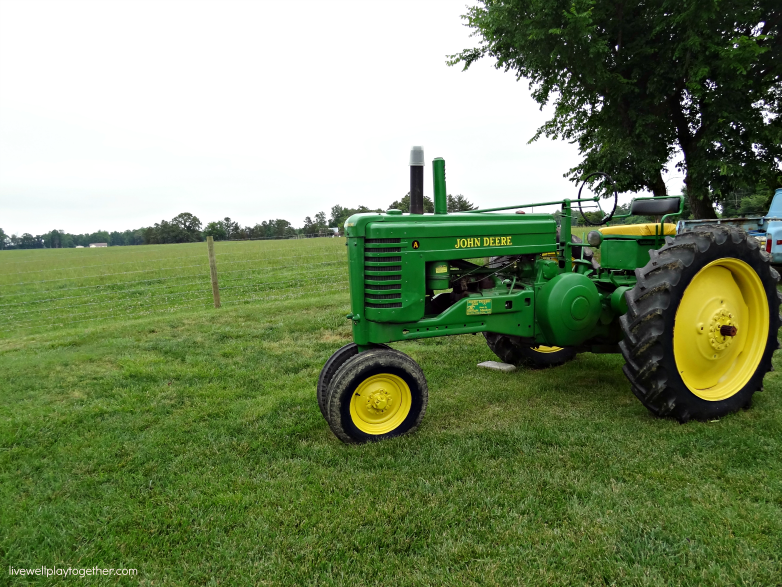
<box><xmin>483</xmin><ymin>332</ymin><xmax>577</xmax><ymax>367</ymax></box>
<box><xmin>317</xmin><ymin>343</ymin><xmax>389</xmax><ymax>419</ymax></box>
<box><xmin>325</xmin><ymin>348</ymin><xmax>428</xmax><ymax>444</ymax></box>
<box><xmin>620</xmin><ymin>225</ymin><xmax>781</xmax><ymax>422</ymax></box>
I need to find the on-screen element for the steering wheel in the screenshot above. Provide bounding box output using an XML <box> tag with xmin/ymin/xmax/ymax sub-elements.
<box><xmin>577</xmin><ymin>172</ymin><xmax>618</xmax><ymax>226</ymax></box>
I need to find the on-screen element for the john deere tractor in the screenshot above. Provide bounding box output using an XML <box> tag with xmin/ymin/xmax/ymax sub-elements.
<box><xmin>318</xmin><ymin>148</ymin><xmax>780</xmax><ymax>444</ymax></box>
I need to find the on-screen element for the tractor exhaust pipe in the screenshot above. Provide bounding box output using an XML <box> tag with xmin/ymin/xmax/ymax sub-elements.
<box><xmin>410</xmin><ymin>146</ymin><xmax>424</xmax><ymax>214</ymax></box>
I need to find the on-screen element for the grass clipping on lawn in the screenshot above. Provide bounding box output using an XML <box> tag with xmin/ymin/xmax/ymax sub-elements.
<box><xmin>0</xmin><ymin>246</ymin><xmax>780</xmax><ymax>585</ymax></box>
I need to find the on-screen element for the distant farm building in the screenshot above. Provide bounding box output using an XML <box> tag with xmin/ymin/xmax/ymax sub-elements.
<box><xmin>89</xmin><ymin>243</ymin><xmax>108</xmax><ymax>248</ymax></box>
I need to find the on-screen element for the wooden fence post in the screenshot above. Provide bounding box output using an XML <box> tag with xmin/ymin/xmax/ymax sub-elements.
<box><xmin>207</xmin><ymin>236</ymin><xmax>221</xmax><ymax>308</ymax></box>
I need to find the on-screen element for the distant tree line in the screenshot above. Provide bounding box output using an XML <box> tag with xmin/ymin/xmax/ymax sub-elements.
<box><xmin>4</xmin><ymin>187</ymin><xmax>776</xmax><ymax>250</ymax></box>
<box><xmin>0</xmin><ymin>193</ymin><xmax>476</xmax><ymax>249</ymax></box>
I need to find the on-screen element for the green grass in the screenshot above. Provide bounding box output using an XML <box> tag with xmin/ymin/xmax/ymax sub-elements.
<box><xmin>1</xmin><ymin>243</ymin><xmax>781</xmax><ymax>586</ymax></box>
<box><xmin>0</xmin><ymin>238</ymin><xmax>348</xmax><ymax>336</ymax></box>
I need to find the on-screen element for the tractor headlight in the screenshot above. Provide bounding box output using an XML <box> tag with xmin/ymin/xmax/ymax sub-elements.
<box><xmin>586</xmin><ymin>230</ymin><xmax>603</xmax><ymax>248</ymax></box>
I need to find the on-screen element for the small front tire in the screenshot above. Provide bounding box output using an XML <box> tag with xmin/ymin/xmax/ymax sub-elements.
<box><xmin>317</xmin><ymin>343</ymin><xmax>359</xmax><ymax>419</ymax></box>
<box><xmin>326</xmin><ymin>348</ymin><xmax>428</xmax><ymax>444</ymax></box>
<box><xmin>317</xmin><ymin>343</ymin><xmax>389</xmax><ymax>419</ymax></box>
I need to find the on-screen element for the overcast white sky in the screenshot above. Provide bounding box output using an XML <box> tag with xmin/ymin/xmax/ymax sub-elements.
<box><xmin>0</xmin><ymin>0</ymin><xmax>684</xmax><ymax>236</ymax></box>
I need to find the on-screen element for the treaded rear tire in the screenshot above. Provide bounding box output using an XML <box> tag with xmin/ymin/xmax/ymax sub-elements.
<box><xmin>620</xmin><ymin>225</ymin><xmax>781</xmax><ymax>422</ymax></box>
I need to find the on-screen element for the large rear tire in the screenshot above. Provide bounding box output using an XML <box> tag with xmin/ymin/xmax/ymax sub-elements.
<box><xmin>483</xmin><ymin>332</ymin><xmax>577</xmax><ymax>367</ymax></box>
<box><xmin>620</xmin><ymin>225</ymin><xmax>781</xmax><ymax>422</ymax></box>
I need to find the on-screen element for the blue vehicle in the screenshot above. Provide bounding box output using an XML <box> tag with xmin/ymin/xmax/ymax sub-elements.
<box><xmin>677</xmin><ymin>188</ymin><xmax>782</xmax><ymax>264</ymax></box>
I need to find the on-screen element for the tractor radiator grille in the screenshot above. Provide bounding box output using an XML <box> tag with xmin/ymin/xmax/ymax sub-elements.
<box><xmin>366</xmin><ymin>265</ymin><xmax>401</xmax><ymax>272</ymax></box>
<box><xmin>365</xmin><ymin>255</ymin><xmax>401</xmax><ymax>262</ymax></box>
<box><xmin>364</xmin><ymin>243</ymin><xmax>404</xmax><ymax>311</ymax></box>
<box><xmin>366</xmin><ymin>293</ymin><xmax>402</xmax><ymax>300</ymax></box>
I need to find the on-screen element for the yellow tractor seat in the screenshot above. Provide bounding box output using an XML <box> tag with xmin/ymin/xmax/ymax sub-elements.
<box><xmin>599</xmin><ymin>223</ymin><xmax>676</xmax><ymax>237</ymax></box>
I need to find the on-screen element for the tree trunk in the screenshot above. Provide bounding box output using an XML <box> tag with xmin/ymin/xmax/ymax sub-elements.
<box><xmin>651</xmin><ymin>170</ymin><xmax>667</xmax><ymax>198</ymax></box>
<box><xmin>678</xmin><ymin>136</ymin><xmax>718</xmax><ymax>219</ymax></box>
<box><xmin>685</xmin><ymin>174</ymin><xmax>718</xmax><ymax>219</ymax></box>
<box><xmin>669</xmin><ymin>95</ymin><xmax>718</xmax><ymax>220</ymax></box>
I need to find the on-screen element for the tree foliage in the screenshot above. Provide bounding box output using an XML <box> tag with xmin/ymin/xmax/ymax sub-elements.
<box><xmin>261</xmin><ymin>219</ymin><xmax>296</xmax><ymax>239</ymax></box>
<box><xmin>144</xmin><ymin>213</ymin><xmax>203</xmax><ymax>244</ymax></box>
<box><xmin>203</xmin><ymin>221</ymin><xmax>228</xmax><ymax>241</ymax></box>
<box><xmin>447</xmin><ymin>194</ymin><xmax>477</xmax><ymax>212</ymax></box>
<box><xmin>329</xmin><ymin>205</ymin><xmax>384</xmax><ymax>229</ymax></box>
<box><xmin>387</xmin><ymin>193</ymin><xmax>476</xmax><ymax>213</ymax></box>
<box><xmin>303</xmin><ymin>211</ymin><xmax>329</xmax><ymax>235</ymax></box>
<box><xmin>718</xmin><ymin>182</ymin><xmax>776</xmax><ymax>216</ymax></box>
<box><xmin>388</xmin><ymin>193</ymin><xmax>435</xmax><ymax>213</ymax></box>
<box><xmin>449</xmin><ymin>0</ymin><xmax>781</xmax><ymax>218</ymax></box>
<box><xmin>171</xmin><ymin>212</ymin><xmax>202</xmax><ymax>235</ymax></box>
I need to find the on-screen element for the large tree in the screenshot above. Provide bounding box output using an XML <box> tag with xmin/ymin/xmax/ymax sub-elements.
<box><xmin>449</xmin><ymin>0</ymin><xmax>781</xmax><ymax>218</ymax></box>
<box><xmin>171</xmin><ymin>212</ymin><xmax>203</xmax><ymax>238</ymax></box>
<box><xmin>145</xmin><ymin>214</ymin><xmax>200</xmax><ymax>244</ymax></box>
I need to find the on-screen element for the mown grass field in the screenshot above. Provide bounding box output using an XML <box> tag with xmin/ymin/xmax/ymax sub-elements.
<box><xmin>1</xmin><ymin>241</ymin><xmax>781</xmax><ymax>586</ymax></box>
<box><xmin>0</xmin><ymin>238</ymin><xmax>348</xmax><ymax>336</ymax></box>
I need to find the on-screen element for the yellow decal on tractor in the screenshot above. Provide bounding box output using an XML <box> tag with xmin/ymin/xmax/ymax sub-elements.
<box><xmin>454</xmin><ymin>236</ymin><xmax>513</xmax><ymax>249</ymax></box>
<box><xmin>466</xmin><ymin>299</ymin><xmax>492</xmax><ymax>315</ymax></box>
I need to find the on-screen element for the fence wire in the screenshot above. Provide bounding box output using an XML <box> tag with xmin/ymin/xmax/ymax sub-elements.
<box><xmin>0</xmin><ymin>237</ymin><xmax>350</xmax><ymax>336</ymax></box>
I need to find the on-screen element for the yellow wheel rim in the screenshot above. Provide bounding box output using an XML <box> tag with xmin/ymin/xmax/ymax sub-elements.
<box><xmin>349</xmin><ymin>373</ymin><xmax>412</xmax><ymax>435</ymax></box>
<box><xmin>673</xmin><ymin>258</ymin><xmax>769</xmax><ymax>401</ymax></box>
<box><xmin>532</xmin><ymin>345</ymin><xmax>564</xmax><ymax>354</ymax></box>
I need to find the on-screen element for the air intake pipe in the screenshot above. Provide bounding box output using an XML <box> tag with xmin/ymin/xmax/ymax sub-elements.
<box><xmin>410</xmin><ymin>146</ymin><xmax>424</xmax><ymax>215</ymax></box>
<box><xmin>433</xmin><ymin>157</ymin><xmax>447</xmax><ymax>215</ymax></box>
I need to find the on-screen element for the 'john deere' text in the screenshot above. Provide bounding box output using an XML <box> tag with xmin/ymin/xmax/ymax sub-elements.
<box><xmin>454</xmin><ymin>236</ymin><xmax>513</xmax><ymax>249</ymax></box>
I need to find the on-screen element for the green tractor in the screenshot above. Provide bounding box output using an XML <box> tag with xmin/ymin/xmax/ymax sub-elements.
<box><xmin>318</xmin><ymin>149</ymin><xmax>781</xmax><ymax>444</ymax></box>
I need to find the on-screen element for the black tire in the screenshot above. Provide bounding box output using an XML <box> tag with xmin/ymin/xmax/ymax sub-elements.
<box><xmin>317</xmin><ymin>343</ymin><xmax>388</xmax><ymax>419</ymax></box>
<box><xmin>326</xmin><ymin>348</ymin><xmax>428</xmax><ymax>444</ymax></box>
<box><xmin>483</xmin><ymin>332</ymin><xmax>577</xmax><ymax>367</ymax></box>
<box><xmin>620</xmin><ymin>225</ymin><xmax>781</xmax><ymax>422</ymax></box>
